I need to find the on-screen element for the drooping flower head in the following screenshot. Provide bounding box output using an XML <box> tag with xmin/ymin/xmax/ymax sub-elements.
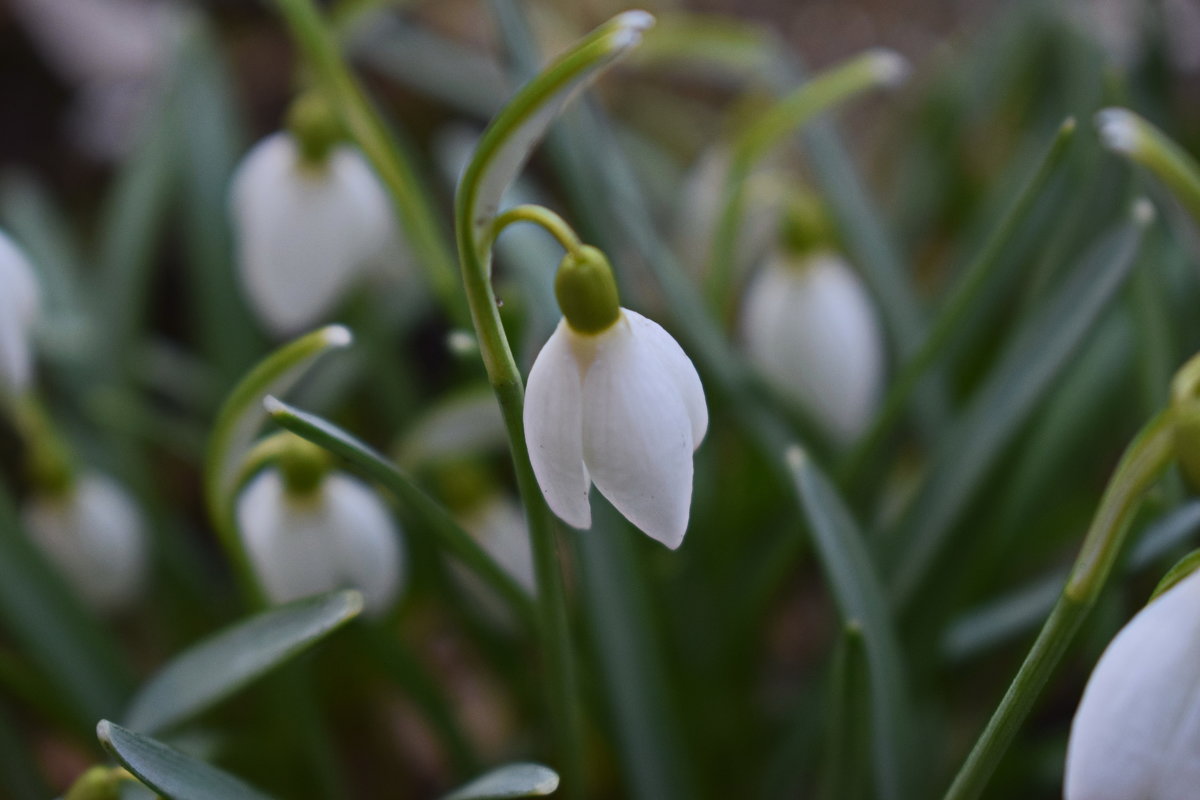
<box><xmin>0</xmin><ymin>230</ymin><xmax>42</xmax><ymax>399</ymax></box>
<box><xmin>741</xmin><ymin>195</ymin><xmax>884</xmax><ymax>443</ymax></box>
<box><xmin>1064</xmin><ymin>566</ymin><xmax>1200</xmax><ymax>799</ymax></box>
<box><xmin>237</xmin><ymin>434</ymin><xmax>404</xmax><ymax>615</ymax></box>
<box><xmin>229</xmin><ymin>93</ymin><xmax>394</xmax><ymax>336</ymax></box>
<box><xmin>524</xmin><ymin>245</ymin><xmax>707</xmax><ymax>549</ymax></box>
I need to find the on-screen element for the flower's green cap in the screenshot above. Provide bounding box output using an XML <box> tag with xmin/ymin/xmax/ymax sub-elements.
<box><xmin>555</xmin><ymin>245</ymin><xmax>621</xmax><ymax>334</ymax></box>
<box><xmin>277</xmin><ymin>433</ymin><xmax>333</xmax><ymax>497</ymax></box>
<box><xmin>286</xmin><ymin>91</ymin><xmax>344</xmax><ymax>166</ymax></box>
<box><xmin>779</xmin><ymin>191</ymin><xmax>836</xmax><ymax>259</ymax></box>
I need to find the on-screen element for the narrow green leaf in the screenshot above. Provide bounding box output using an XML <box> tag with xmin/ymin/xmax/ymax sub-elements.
<box><xmin>631</xmin><ymin>12</ymin><xmax>776</xmax><ymax>79</ymax></box>
<box><xmin>786</xmin><ymin>447</ymin><xmax>915</xmax><ymax>800</ymax></box>
<box><xmin>97</xmin><ymin>721</ymin><xmax>273</xmax><ymax>800</ymax></box>
<box><xmin>886</xmin><ymin>204</ymin><xmax>1153</xmax><ymax>606</ymax></box>
<box><xmin>0</xmin><ymin>701</ymin><xmax>47</xmax><ymax>800</ymax></box>
<box><xmin>124</xmin><ymin>590</ymin><xmax>362</xmax><ymax>733</ymax></box>
<box><xmin>265</xmin><ymin>398</ymin><xmax>537</xmax><ymax>630</ymax></box>
<box><xmin>442</xmin><ymin>763</ymin><xmax>559</xmax><ymax>800</ymax></box>
<box><xmin>818</xmin><ymin>622</ymin><xmax>871</xmax><ymax>800</ymax></box>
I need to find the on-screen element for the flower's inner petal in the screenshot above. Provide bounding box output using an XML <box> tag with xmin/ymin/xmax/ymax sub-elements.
<box><xmin>624</xmin><ymin>308</ymin><xmax>708</xmax><ymax>446</ymax></box>
<box><xmin>324</xmin><ymin>473</ymin><xmax>404</xmax><ymax>615</ymax></box>
<box><xmin>524</xmin><ymin>321</ymin><xmax>592</xmax><ymax>529</ymax></box>
<box><xmin>581</xmin><ymin>321</ymin><xmax>694</xmax><ymax>549</ymax></box>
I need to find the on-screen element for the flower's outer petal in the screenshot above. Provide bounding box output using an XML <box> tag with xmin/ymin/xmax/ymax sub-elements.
<box><xmin>230</xmin><ymin>134</ymin><xmax>393</xmax><ymax>336</ymax></box>
<box><xmin>237</xmin><ymin>469</ymin><xmax>337</xmax><ymax>605</ymax></box>
<box><xmin>582</xmin><ymin>316</ymin><xmax>694</xmax><ymax>549</ymax></box>
<box><xmin>0</xmin><ymin>230</ymin><xmax>41</xmax><ymax>395</ymax></box>
<box><xmin>323</xmin><ymin>474</ymin><xmax>404</xmax><ymax>616</ymax></box>
<box><xmin>742</xmin><ymin>252</ymin><xmax>884</xmax><ymax>442</ymax></box>
<box><xmin>1065</xmin><ymin>568</ymin><xmax>1200</xmax><ymax>800</ymax></box>
<box><xmin>524</xmin><ymin>321</ymin><xmax>592</xmax><ymax>529</ymax></box>
<box><xmin>624</xmin><ymin>308</ymin><xmax>707</xmax><ymax>446</ymax></box>
<box><xmin>23</xmin><ymin>473</ymin><xmax>146</xmax><ymax>612</ymax></box>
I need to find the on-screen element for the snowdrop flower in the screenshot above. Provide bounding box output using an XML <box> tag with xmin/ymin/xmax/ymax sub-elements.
<box><xmin>229</xmin><ymin>95</ymin><xmax>393</xmax><ymax>336</ymax></box>
<box><xmin>524</xmin><ymin>245</ymin><xmax>707</xmax><ymax>549</ymax></box>
<box><xmin>0</xmin><ymin>230</ymin><xmax>42</xmax><ymax>398</ymax></box>
<box><xmin>237</xmin><ymin>437</ymin><xmax>404</xmax><ymax>615</ymax></box>
<box><xmin>1064</xmin><ymin>567</ymin><xmax>1200</xmax><ymax>799</ymax></box>
<box><xmin>23</xmin><ymin>473</ymin><xmax>147</xmax><ymax>613</ymax></box>
<box><xmin>741</xmin><ymin>247</ymin><xmax>884</xmax><ymax>443</ymax></box>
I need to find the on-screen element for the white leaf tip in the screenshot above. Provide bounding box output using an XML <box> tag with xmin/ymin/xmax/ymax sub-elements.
<box><xmin>1095</xmin><ymin>108</ymin><xmax>1140</xmax><ymax>154</ymax></box>
<box><xmin>446</xmin><ymin>329</ymin><xmax>478</xmax><ymax>355</ymax></box>
<box><xmin>785</xmin><ymin>444</ymin><xmax>806</xmax><ymax>470</ymax></box>
<box><xmin>1131</xmin><ymin>197</ymin><xmax>1156</xmax><ymax>226</ymax></box>
<box><xmin>96</xmin><ymin>719</ymin><xmax>114</xmax><ymax>743</ymax></box>
<box><xmin>322</xmin><ymin>325</ymin><xmax>353</xmax><ymax>348</ymax></box>
<box><xmin>610</xmin><ymin>10</ymin><xmax>655</xmax><ymax>49</ymax></box>
<box><xmin>262</xmin><ymin>395</ymin><xmax>287</xmax><ymax>416</ymax></box>
<box><xmin>868</xmin><ymin>49</ymin><xmax>910</xmax><ymax>86</ymax></box>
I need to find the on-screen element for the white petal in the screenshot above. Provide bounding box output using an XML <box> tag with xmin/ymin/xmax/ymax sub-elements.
<box><xmin>461</xmin><ymin>496</ymin><xmax>535</xmax><ymax>594</ymax></box>
<box><xmin>237</xmin><ymin>469</ymin><xmax>338</xmax><ymax>604</ymax></box>
<box><xmin>524</xmin><ymin>321</ymin><xmax>592</xmax><ymax>529</ymax></box>
<box><xmin>323</xmin><ymin>474</ymin><xmax>404</xmax><ymax>615</ymax></box>
<box><xmin>23</xmin><ymin>473</ymin><xmax>147</xmax><ymax>612</ymax></box>
<box><xmin>230</xmin><ymin>134</ymin><xmax>393</xmax><ymax>336</ymax></box>
<box><xmin>1065</xmin><ymin>569</ymin><xmax>1200</xmax><ymax>800</ymax></box>
<box><xmin>742</xmin><ymin>252</ymin><xmax>884</xmax><ymax>442</ymax></box>
<box><xmin>623</xmin><ymin>308</ymin><xmax>707</xmax><ymax>446</ymax></box>
<box><xmin>581</xmin><ymin>315</ymin><xmax>695</xmax><ymax>549</ymax></box>
<box><xmin>0</xmin><ymin>230</ymin><xmax>41</xmax><ymax>395</ymax></box>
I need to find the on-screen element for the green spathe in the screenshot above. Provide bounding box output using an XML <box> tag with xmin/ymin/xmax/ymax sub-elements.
<box><xmin>555</xmin><ymin>245</ymin><xmax>621</xmax><ymax>334</ymax></box>
<box><xmin>276</xmin><ymin>432</ymin><xmax>334</xmax><ymax>497</ymax></box>
<box><xmin>286</xmin><ymin>91</ymin><xmax>344</xmax><ymax>166</ymax></box>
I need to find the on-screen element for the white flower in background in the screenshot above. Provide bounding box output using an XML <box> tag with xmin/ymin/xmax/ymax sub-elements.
<box><xmin>237</xmin><ymin>469</ymin><xmax>404</xmax><ymax>615</ymax></box>
<box><xmin>23</xmin><ymin>473</ymin><xmax>147</xmax><ymax>613</ymax></box>
<box><xmin>459</xmin><ymin>495</ymin><xmax>535</xmax><ymax>594</ymax></box>
<box><xmin>1064</xmin><ymin>567</ymin><xmax>1200</xmax><ymax>799</ymax></box>
<box><xmin>0</xmin><ymin>230</ymin><xmax>42</xmax><ymax>398</ymax></box>
<box><xmin>741</xmin><ymin>250</ymin><xmax>884</xmax><ymax>443</ymax></box>
<box><xmin>8</xmin><ymin>0</ymin><xmax>184</xmax><ymax>159</ymax></box>
<box><xmin>229</xmin><ymin>128</ymin><xmax>393</xmax><ymax>336</ymax></box>
<box><xmin>524</xmin><ymin>246</ymin><xmax>707</xmax><ymax>549</ymax></box>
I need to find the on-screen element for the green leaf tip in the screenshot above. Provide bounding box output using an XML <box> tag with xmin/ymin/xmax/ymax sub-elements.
<box><xmin>442</xmin><ymin>762</ymin><xmax>560</xmax><ymax>799</ymax></box>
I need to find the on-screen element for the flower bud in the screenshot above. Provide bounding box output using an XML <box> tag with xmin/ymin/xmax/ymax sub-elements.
<box><xmin>1064</xmin><ymin>566</ymin><xmax>1200</xmax><ymax>799</ymax></box>
<box><xmin>23</xmin><ymin>473</ymin><xmax>148</xmax><ymax>613</ymax></box>
<box><xmin>554</xmin><ymin>245</ymin><xmax>621</xmax><ymax>335</ymax></box>
<box><xmin>229</xmin><ymin>130</ymin><xmax>394</xmax><ymax>336</ymax></box>
<box><xmin>741</xmin><ymin>250</ymin><xmax>884</xmax><ymax>443</ymax></box>
<box><xmin>0</xmin><ymin>230</ymin><xmax>42</xmax><ymax>398</ymax></box>
<box><xmin>237</xmin><ymin>468</ymin><xmax>404</xmax><ymax>615</ymax></box>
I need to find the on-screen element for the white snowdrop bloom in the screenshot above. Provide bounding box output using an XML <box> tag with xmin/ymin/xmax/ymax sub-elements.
<box><xmin>459</xmin><ymin>495</ymin><xmax>535</xmax><ymax>594</ymax></box>
<box><xmin>741</xmin><ymin>250</ymin><xmax>884</xmax><ymax>443</ymax></box>
<box><xmin>0</xmin><ymin>231</ymin><xmax>42</xmax><ymax>398</ymax></box>
<box><xmin>237</xmin><ymin>469</ymin><xmax>404</xmax><ymax>615</ymax></box>
<box><xmin>23</xmin><ymin>473</ymin><xmax>147</xmax><ymax>613</ymax></box>
<box><xmin>1064</xmin><ymin>567</ymin><xmax>1200</xmax><ymax>800</ymax></box>
<box><xmin>524</xmin><ymin>246</ymin><xmax>707</xmax><ymax>549</ymax></box>
<box><xmin>229</xmin><ymin>131</ymin><xmax>393</xmax><ymax>336</ymax></box>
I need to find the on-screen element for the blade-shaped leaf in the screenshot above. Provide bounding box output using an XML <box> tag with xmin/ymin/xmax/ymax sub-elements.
<box><xmin>97</xmin><ymin>721</ymin><xmax>273</xmax><ymax>800</ymax></box>
<box><xmin>442</xmin><ymin>763</ymin><xmax>559</xmax><ymax>800</ymax></box>
<box><xmin>786</xmin><ymin>447</ymin><xmax>915</xmax><ymax>800</ymax></box>
<box><xmin>124</xmin><ymin>590</ymin><xmax>363</xmax><ymax>733</ymax></box>
<box><xmin>885</xmin><ymin>205</ymin><xmax>1152</xmax><ymax>606</ymax></box>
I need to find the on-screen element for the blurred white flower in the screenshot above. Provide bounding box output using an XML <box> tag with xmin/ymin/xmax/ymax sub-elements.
<box><xmin>0</xmin><ymin>230</ymin><xmax>42</xmax><ymax>398</ymax></box>
<box><xmin>237</xmin><ymin>469</ymin><xmax>404</xmax><ymax>615</ymax></box>
<box><xmin>459</xmin><ymin>495</ymin><xmax>535</xmax><ymax>594</ymax></box>
<box><xmin>741</xmin><ymin>250</ymin><xmax>884</xmax><ymax>443</ymax></box>
<box><xmin>229</xmin><ymin>132</ymin><xmax>394</xmax><ymax>336</ymax></box>
<box><xmin>524</xmin><ymin>309</ymin><xmax>707</xmax><ymax>549</ymax></box>
<box><xmin>1065</xmin><ymin>567</ymin><xmax>1200</xmax><ymax>800</ymax></box>
<box><xmin>8</xmin><ymin>0</ymin><xmax>184</xmax><ymax>159</ymax></box>
<box><xmin>23</xmin><ymin>473</ymin><xmax>147</xmax><ymax>613</ymax></box>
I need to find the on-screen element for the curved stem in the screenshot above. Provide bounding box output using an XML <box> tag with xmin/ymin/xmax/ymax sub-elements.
<box><xmin>942</xmin><ymin>409</ymin><xmax>1175</xmax><ymax>800</ymax></box>
<box><xmin>707</xmin><ymin>49</ymin><xmax>907</xmax><ymax>317</ymax></box>
<box><xmin>1097</xmin><ymin>107</ymin><xmax>1200</xmax><ymax>223</ymax></box>
<box><xmin>491</xmin><ymin>204</ymin><xmax>584</xmax><ymax>255</ymax></box>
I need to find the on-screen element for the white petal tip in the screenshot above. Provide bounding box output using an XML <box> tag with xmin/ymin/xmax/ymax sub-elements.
<box><xmin>868</xmin><ymin>49</ymin><xmax>911</xmax><ymax>87</ymax></box>
<box><xmin>322</xmin><ymin>325</ymin><xmax>353</xmax><ymax>348</ymax></box>
<box><xmin>1131</xmin><ymin>197</ymin><xmax>1156</xmax><ymax>226</ymax></box>
<box><xmin>1095</xmin><ymin>108</ymin><xmax>1140</xmax><ymax>154</ymax></box>
<box><xmin>785</xmin><ymin>444</ymin><xmax>806</xmax><ymax>470</ymax></box>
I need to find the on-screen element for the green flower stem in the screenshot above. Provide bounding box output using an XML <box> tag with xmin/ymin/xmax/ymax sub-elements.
<box><xmin>271</xmin><ymin>0</ymin><xmax>468</xmax><ymax>326</ymax></box>
<box><xmin>1096</xmin><ymin>107</ymin><xmax>1200</xmax><ymax>223</ymax></box>
<box><xmin>942</xmin><ymin>409</ymin><xmax>1176</xmax><ymax>800</ymax></box>
<box><xmin>839</xmin><ymin>118</ymin><xmax>1077</xmax><ymax>485</ymax></box>
<box><xmin>454</xmin><ymin>13</ymin><xmax>653</xmax><ymax>795</ymax></box>
<box><xmin>204</xmin><ymin>325</ymin><xmax>352</xmax><ymax>606</ymax></box>
<box><xmin>708</xmin><ymin>49</ymin><xmax>908</xmax><ymax>318</ymax></box>
<box><xmin>491</xmin><ymin>205</ymin><xmax>584</xmax><ymax>255</ymax></box>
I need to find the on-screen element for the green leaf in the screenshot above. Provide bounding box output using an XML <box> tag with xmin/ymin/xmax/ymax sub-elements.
<box><xmin>885</xmin><ymin>204</ymin><xmax>1153</xmax><ymax>606</ymax></box>
<box><xmin>124</xmin><ymin>591</ymin><xmax>363</xmax><ymax>734</ymax></box>
<box><xmin>818</xmin><ymin>623</ymin><xmax>871</xmax><ymax>800</ymax></box>
<box><xmin>1149</xmin><ymin>548</ymin><xmax>1200</xmax><ymax>601</ymax></box>
<box><xmin>97</xmin><ymin>721</ymin><xmax>273</xmax><ymax>800</ymax></box>
<box><xmin>442</xmin><ymin>763</ymin><xmax>559</xmax><ymax>800</ymax></box>
<box><xmin>786</xmin><ymin>447</ymin><xmax>915</xmax><ymax>800</ymax></box>
<box><xmin>265</xmin><ymin>398</ymin><xmax>537</xmax><ymax>630</ymax></box>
